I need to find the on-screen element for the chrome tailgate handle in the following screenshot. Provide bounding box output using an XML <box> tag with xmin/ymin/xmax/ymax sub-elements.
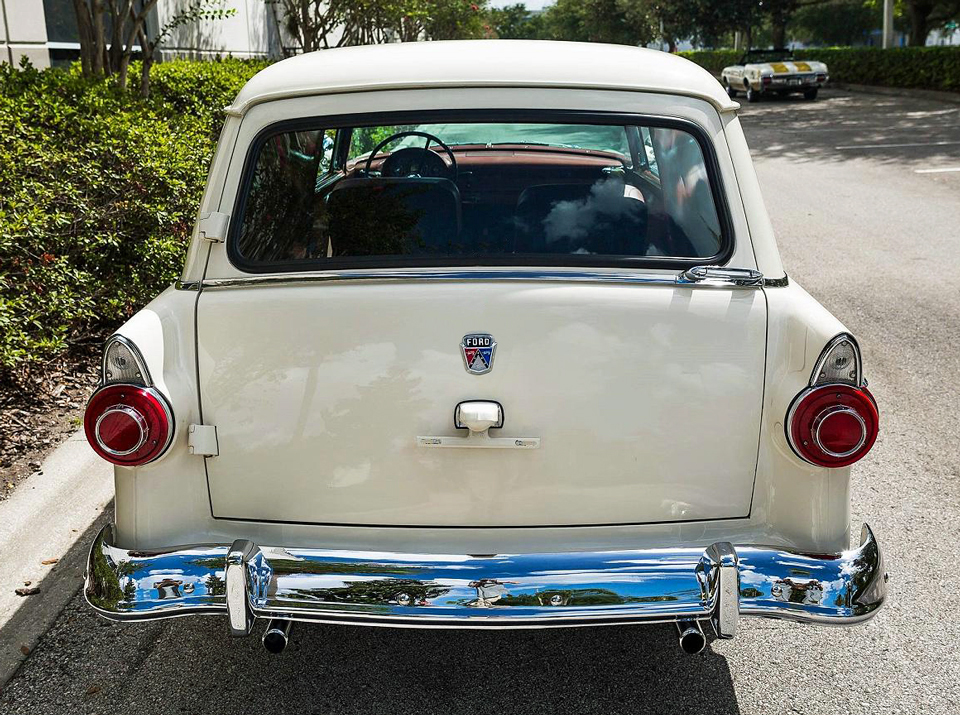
<box><xmin>419</xmin><ymin>400</ymin><xmax>539</xmax><ymax>449</ymax></box>
<box><xmin>455</xmin><ymin>401</ymin><xmax>503</xmax><ymax>432</ymax></box>
<box><xmin>680</xmin><ymin>265</ymin><xmax>764</xmax><ymax>286</ymax></box>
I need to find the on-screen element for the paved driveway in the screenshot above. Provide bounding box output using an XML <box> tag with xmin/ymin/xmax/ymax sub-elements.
<box><xmin>3</xmin><ymin>88</ymin><xmax>959</xmax><ymax>714</ymax></box>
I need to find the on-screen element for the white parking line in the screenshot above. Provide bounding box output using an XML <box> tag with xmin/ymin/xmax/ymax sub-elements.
<box><xmin>914</xmin><ymin>167</ymin><xmax>960</xmax><ymax>173</ymax></box>
<box><xmin>835</xmin><ymin>140</ymin><xmax>960</xmax><ymax>150</ymax></box>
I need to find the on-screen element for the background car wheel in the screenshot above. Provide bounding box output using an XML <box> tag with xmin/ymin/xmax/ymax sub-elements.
<box><xmin>803</xmin><ymin>88</ymin><xmax>819</xmax><ymax>100</ymax></box>
<box><xmin>746</xmin><ymin>86</ymin><xmax>759</xmax><ymax>103</ymax></box>
<box><xmin>725</xmin><ymin>81</ymin><xmax>737</xmax><ymax>98</ymax></box>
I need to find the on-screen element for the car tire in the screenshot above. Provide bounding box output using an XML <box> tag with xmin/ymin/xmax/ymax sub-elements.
<box><xmin>725</xmin><ymin>81</ymin><xmax>737</xmax><ymax>98</ymax></box>
<box><xmin>804</xmin><ymin>88</ymin><xmax>819</xmax><ymax>100</ymax></box>
<box><xmin>746</xmin><ymin>86</ymin><xmax>759</xmax><ymax>103</ymax></box>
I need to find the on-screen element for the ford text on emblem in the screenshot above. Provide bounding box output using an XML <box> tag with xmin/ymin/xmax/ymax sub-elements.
<box><xmin>461</xmin><ymin>333</ymin><xmax>496</xmax><ymax>375</ymax></box>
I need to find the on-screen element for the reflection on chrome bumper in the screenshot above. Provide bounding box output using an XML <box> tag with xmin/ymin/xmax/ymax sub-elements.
<box><xmin>84</xmin><ymin>524</ymin><xmax>886</xmax><ymax>636</ymax></box>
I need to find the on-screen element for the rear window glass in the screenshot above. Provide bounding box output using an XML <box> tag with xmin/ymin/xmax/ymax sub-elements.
<box><xmin>233</xmin><ymin>115</ymin><xmax>727</xmax><ymax>270</ymax></box>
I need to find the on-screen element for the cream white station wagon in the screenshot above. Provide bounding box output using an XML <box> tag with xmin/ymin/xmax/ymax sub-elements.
<box><xmin>83</xmin><ymin>40</ymin><xmax>885</xmax><ymax>655</ymax></box>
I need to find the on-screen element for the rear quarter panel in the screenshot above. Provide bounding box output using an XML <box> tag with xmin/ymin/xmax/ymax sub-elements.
<box><xmin>753</xmin><ymin>280</ymin><xmax>853</xmax><ymax>551</ymax></box>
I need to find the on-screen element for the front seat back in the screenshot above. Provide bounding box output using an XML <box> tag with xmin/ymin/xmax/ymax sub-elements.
<box><xmin>326</xmin><ymin>177</ymin><xmax>462</xmax><ymax>257</ymax></box>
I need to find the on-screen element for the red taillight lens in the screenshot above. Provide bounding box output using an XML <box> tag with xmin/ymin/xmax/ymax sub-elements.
<box><xmin>762</xmin><ymin>76</ymin><xmax>772</xmax><ymax>85</ymax></box>
<box><xmin>816</xmin><ymin>73</ymin><xmax>827</xmax><ymax>82</ymax></box>
<box><xmin>787</xmin><ymin>384</ymin><xmax>878</xmax><ymax>468</ymax></box>
<box><xmin>84</xmin><ymin>384</ymin><xmax>173</xmax><ymax>466</ymax></box>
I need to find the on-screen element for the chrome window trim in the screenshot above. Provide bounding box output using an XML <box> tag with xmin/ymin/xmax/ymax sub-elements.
<box><xmin>196</xmin><ymin>268</ymin><xmax>766</xmax><ymax>291</ymax></box>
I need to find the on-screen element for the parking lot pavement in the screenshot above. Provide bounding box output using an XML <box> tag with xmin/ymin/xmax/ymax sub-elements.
<box><xmin>2</xmin><ymin>88</ymin><xmax>959</xmax><ymax>714</ymax></box>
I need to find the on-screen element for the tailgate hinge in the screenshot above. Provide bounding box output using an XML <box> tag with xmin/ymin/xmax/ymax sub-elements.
<box><xmin>197</xmin><ymin>212</ymin><xmax>230</xmax><ymax>243</ymax></box>
<box><xmin>188</xmin><ymin>424</ymin><xmax>219</xmax><ymax>457</ymax></box>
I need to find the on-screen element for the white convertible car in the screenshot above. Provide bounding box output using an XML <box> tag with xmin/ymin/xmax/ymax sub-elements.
<box><xmin>722</xmin><ymin>49</ymin><xmax>829</xmax><ymax>102</ymax></box>
<box><xmin>83</xmin><ymin>41</ymin><xmax>884</xmax><ymax>656</ymax></box>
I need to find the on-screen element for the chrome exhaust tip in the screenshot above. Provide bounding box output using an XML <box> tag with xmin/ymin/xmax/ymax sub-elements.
<box><xmin>677</xmin><ymin>620</ymin><xmax>707</xmax><ymax>655</ymax></box>
<box><xmin>262</xmin><ymin>619</ymin><xmax>293</xmax><ymax>654</ymax></box>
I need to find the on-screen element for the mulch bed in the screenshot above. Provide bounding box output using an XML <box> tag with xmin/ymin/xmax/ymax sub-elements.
<box><xmin>0</xmin><ymin>347</ymin><xmax>100</xmax><ymax>501</ymax></box>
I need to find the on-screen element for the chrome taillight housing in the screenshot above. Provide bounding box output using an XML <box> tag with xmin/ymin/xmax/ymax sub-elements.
<box><xmin>786</xmin><ymin>334</ymin><xmax>879</xmax><ymax>468</ymax></box>
<box><xmin>84</xmin><ymin>335</ymin><xmax>174</xmax><ymax>466</ymax></box>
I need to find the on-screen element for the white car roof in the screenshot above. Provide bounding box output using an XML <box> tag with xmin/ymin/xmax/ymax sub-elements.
<box><xmin>227</xmin><ymin>40</ymin><xmax>737</xmax><ymax>115</ymax></box>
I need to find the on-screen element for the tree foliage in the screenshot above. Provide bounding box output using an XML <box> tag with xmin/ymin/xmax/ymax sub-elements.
<box><xmin>792</xmin><ymin>0</ymin><xmax>885</xmax><ymax>46</ymax></box>
<box><xmin>0</xmin><ymin>58</ymin><xmax>266</xmax><ymax>375</ymax></box>
<box><xmin>487</xmin><ymin>3</ymin><xmax>545</xmax><ymax>38</ymax></box>
<box><xmin>537</xmin><ymin>0</ymin><xmax>657</xmax><ymax>45</ymax></box>
<box><xmin>484</xmin><ymin>0</ymin><xmax>958</xmax><ymax>49</ymax></box>
<box><xmin>904</xmin><ymin>0</ymin><xmax>960</xmax><ymax>45</ymax></box>
<box><xmin>274</xmin><ymin>0</ymin><xmax>488</xmax><ymax>50</ymax></box>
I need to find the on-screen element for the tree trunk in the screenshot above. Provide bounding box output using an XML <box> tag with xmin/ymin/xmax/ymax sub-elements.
<box><xmin>106</xmin><ymin>0</ymin><xmax>131</xmax><ymax>76</ymax></box>
<box><xmin>92</xmin><ymin>0</ymin><xmax>106</xmax><ymax>75</ymax></box>
<box><xmin>773</xmin><ymin>23</ymin><xmax>786</xmax><ymax>47</ymax></box>
<box><xmin>140</xmin><ymin>54</ymin><xmax>153</xmax><ymax>98</ymax></box>
<box><xmin>771</xmin><ymin>16</ymin><xmax>787</xmax><ymax>47</ymax></box>
<box><xmin>907</xmin><ymin>1</ymin><xmax>935</xmax><ymax>46</ymax></box>
<box><xmin>138</xmin><ymin>27</ymin><xmax>153</xmax><ymax>98</ymax></box>
<box><xmin>71</xmin><ymin>0</ymin><xmax>95</xmax><ymax>76</ymax></box>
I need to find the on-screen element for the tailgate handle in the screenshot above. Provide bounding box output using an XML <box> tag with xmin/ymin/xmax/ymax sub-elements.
<box><xmin>455</xmin><ymin>401</ymin><xmax>503</xmax><ymax>432</ymax></box>
<box><xmin>418</xmin><ymin>401</ymin><xmax>539</xmax><ymax>449</ymax></box>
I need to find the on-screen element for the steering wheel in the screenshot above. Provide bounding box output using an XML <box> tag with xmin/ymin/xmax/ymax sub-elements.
<box><xmin>365</xmin><ymin>131</ymin><xmax>458</xmax><ymax>181</ymax></box>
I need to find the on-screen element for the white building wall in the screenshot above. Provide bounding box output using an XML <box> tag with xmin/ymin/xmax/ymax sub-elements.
<box><xmin>927</xmin><ymin>28</ymin><xmax>960</xmax><ymax>47</ymax></box>
<box><xmin>0</xmin><ymin>0</ymin><xmax>285</xmax><ymax>67</ymax></box>
<box><xmin>0</xmin><ymin>0</ymin><xmax>51</xmax><ymax>68</ymax></box>
<box><xmin>156</xmin><ymin>0</ymin><xmax>285</xmax><ymax>60</ymax></box>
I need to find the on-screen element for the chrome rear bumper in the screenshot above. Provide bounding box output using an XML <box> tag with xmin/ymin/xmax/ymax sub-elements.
<box><xmin>84</xmin><ymin>523</ymin><xmax>885</xmax><ymax>637</ymax></box>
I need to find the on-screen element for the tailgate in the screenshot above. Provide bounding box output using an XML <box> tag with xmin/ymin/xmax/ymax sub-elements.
<box><xmin>197</xmin><ymin>280</ymin><xmax>766</xmax><ymax>526</ymax></box>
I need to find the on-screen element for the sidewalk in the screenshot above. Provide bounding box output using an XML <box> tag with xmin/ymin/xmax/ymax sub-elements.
<box><xmin>0</xmin><ymin>431</ymin><xmax>112</xmax><ymax>687</ymax></box>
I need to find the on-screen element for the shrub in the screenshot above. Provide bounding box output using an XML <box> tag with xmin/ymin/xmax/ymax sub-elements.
<box><xmin>679</xmin><ymin>46</ymin><xmax>960</xmax><ymax>93</ymax></box>
<box><xmin>677</xmin><ymin>50</ymin><xmax>739</xmax><ymax>75</ymax></box>
<box><xmin>794</xmin><ymin>47</ymin><xmax>960</xmax><ymax>92</ymax></box>
<box><xmin>0</xmin><ymin>58</ymin><xmax>266</xmax><ymax>375</ymax></box>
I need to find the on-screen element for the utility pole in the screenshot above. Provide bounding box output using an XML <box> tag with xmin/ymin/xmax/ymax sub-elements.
<box><xmin>882</xmin><ymin>0</ymin><xmax>894</xmax><ymax>48</ymax></box>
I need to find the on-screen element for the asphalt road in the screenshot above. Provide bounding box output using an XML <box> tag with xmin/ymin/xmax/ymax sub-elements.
<box><xmin>3</xmin><ymin>88</ymin><xmax>960</xmax><ymax>714</ymax></box>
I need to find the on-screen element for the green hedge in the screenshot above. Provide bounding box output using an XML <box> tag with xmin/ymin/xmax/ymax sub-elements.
<box><xmin>677</xmin><ymin>50</ymin><xmax>739</xmax><ymax>75</ymax></box>
<box><xmin>680</xmin><ymin>46</ymin><xmax>960</xmax><ymax>93</ymax></box>
<box><xmin>0</xmin><ymin>58</ymin><xmax>267</xmax><ymax>374</ymax></box>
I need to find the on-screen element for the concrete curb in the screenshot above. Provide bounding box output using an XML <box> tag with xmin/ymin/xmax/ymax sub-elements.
<box><xmin>829</xmin><ymin>82</ymin><xmax>960</xmax><ymax>106</ymax></box>
<box><xmin>0</xmin><ymin>431</ymin><xmax>112</xmax><ymax>688</ymax></box>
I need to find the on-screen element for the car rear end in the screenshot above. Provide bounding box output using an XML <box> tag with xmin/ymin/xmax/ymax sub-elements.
<box><xmin>758</xmin><ymin>60</ymin><xmax>829</xmax><ymax>97</ymax></box>
<box><xmin>81</xmin><ymin>43</ymin><xmax>884</xmax><ymax>652</ymax></box>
